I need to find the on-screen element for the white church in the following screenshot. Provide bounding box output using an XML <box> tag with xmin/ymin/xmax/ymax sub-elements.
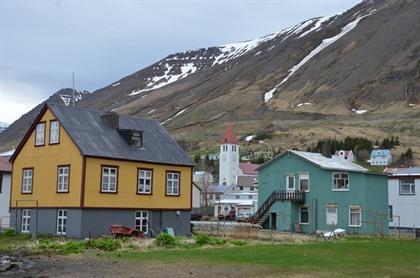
<box><xmin>213</xmin><ymin>122</ymin><xmax>259</xmax><ymax>218</ymax></box>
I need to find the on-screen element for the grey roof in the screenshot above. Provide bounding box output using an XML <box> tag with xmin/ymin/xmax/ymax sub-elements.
<box><xmin>49</xmin><ymin>103</ymin><xmax>194</xmax><ymax>166</ymax></box>
<box><xmin>391</xmin><ymin>167</ymin><xmax>420</xmax><ymax>176</ymax></box>
<box><xmin>258</xmin><ymin>150</ymin><xmax>368</xmax><ymax>172</ymax></box>
<box><xmin>237</xmin><ymin>175</ymin><xmax>258</xmax><ymax>187</ymax></box>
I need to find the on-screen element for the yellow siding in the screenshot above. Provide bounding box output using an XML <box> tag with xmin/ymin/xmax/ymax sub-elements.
<box><xmin>11</xmin><ymin>108</ymin><xmax>83</xmax><ymax>208</ymax></box>
<box><xmin>84</xmin><ymin>157</ymin><xmax>192</xmax><ymax>209</ymax></box>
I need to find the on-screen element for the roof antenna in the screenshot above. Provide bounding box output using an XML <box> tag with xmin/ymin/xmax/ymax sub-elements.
<box><xmin>72</xmin><ymin>72</ymin><xmax>75</xmax><ymax>107</ymax></box>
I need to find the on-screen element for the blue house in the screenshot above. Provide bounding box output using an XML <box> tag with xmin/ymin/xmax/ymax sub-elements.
<box><xmin>257</xmin><ymin>150</ymin><xmax>389</xmax><ymax>235</ymax></box>
<box><xmin>370</xmin><ymin>149</ymin><xmax>392</xmax><ymax>166</ymax></box>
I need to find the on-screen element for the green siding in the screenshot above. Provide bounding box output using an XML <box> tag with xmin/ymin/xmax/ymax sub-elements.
<box><xmin>258</xmin><ymin>152</ymin><xmax>389</xmax><ymax>235</ymax></box>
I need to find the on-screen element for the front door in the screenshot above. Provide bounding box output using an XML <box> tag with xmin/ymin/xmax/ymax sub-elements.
<box><xmin>326</xmin><ymin>206</ymin><xmax>338</xmax><ymax>226</ymax></box>
<box><xmin>271</xmin><ymin>212</ymin><xmax>277</xmax><ymax>230</ymax></box>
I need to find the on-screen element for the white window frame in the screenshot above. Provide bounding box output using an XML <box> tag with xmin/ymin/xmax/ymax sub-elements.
<box><xmin>57</xmin><ymin>166</ymin><xmax>70</xmax><ymax>192</ymax></box>
<box><xmin>326</xmin><ymin>205</ymin><xmax>338</xmax><ymax>226</ymax></box>
<box><xmin>399</xmin><ymin>179</ymin><xmax>415</xmax><ymax>195</ymax></box>
<box><xmin>101</xmin><ymin>166</ymin><xmax>118</xmax><ymax>193</ymax></box>
<box><xmin>299</xmin><ymin>173</ymin><xmax>310</xmax><ymax>192</ymax></box>
<box><xmin>49</xmin><ymin>120</ymin><xmax>60</xmax><ymax>144</ymax></box>
<box><xmin>56</xmin><ymin>209</ymin><xmax>67</xmax><ymax>235</ymax></box>
<box><xmin>21</xmin><ymin>209</ymin><xmax>31</xmax><ymax>233</ymax></box>
<box><xmin>166</xmin><ymin>172</ymin><xmax>180</xmax><ymax>196</ymax></box>
<box><xmin>332</xmin><ymin>172</ymin><xmax>349</xmax><ymax>191</ymax></box>
<box><xmin>35</xmin><ymin>122</ymin><xmax>45</xmax><ymax>146</ymax></box>
<box><xmin>349</xmin><ymin>206</ymin><xmax>362</xmax><ymax>227</ymax></box>
<box><xmin>135</xmin><ymin>210</ymin><xmax>148</xmax><ymax>233</ymax></box>
<box><xmin>286</xmin><ymin>175</ymin><xmax>295</xmax><ymax>191</ymax></box>
<box><xmin>299</xmin><ymin>206</ymin><xmax>309</xmax><ymax>225</ymax></box>
<box><xmin>138</xmin><ymin>169</ymin><xmax>152</xmax><ymax>194</ymax></box>
<box><xmin>22</xmin><ymin>169</ymin><xmax>33</xmax><ymax>193</ymax></box>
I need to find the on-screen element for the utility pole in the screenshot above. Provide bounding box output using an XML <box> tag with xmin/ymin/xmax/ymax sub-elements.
<box><xmin>72</xmin><ymin>72</ymin><xmax>75</xmax><ymax>107</ymax></box>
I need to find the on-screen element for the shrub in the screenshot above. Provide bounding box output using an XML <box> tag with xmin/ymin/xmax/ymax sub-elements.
<box><xmin>3</xmin><ymin>228</ymin><xmax>16</xmax><ymax>237</ymax></box>
<box><xmin>155</xmin><ymin>232</ymin><xmax>176</xmax><ymax>248</ymax></box>
<box><xmin>86</xmin><ymin>238</ymin><xmax>121</xmax><ymax>251</ymax></box>
<box><xmin>195</xmin><ymin>233</ymin><xmax>226</xmax><ymax>246</ymax></box>
<box><xmin>62</xmin><ymin>241</ymin><xmax>86</xmax><ymax>253</ymax></box>
<box><xmin>230</xmin><ymin>240</ymin><xmax>247</xmax><ymax>246</ymax></box>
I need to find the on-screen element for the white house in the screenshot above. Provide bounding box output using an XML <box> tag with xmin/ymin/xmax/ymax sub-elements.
<box><xmin>370</xmin><ymin>149</ymin><xmax>392</xmax><ymax>166</ymax></box>
<box><xmin>387</xmin><ymin>167</ymin><xmax>420</xmax><ymax>231</ymax></box>
<box><xmin>332</xmin><ymin>150</ymin><xmax>355</xmax><ymax>163</ymax></box>
<box><xmin>0</xmin><ymin>156</ymin><xmax>11</xmax><ymax>229</ymax></box>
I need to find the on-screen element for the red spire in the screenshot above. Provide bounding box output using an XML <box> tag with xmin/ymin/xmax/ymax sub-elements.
<box><xmin>220</xmin><ymin>122</ymin><xmax>238</xmax><ymax>145</ymax></box>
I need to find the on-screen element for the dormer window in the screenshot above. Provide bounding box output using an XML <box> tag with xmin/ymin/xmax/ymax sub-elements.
<box><xmin>131</xmin><ymin>131</ymin><xmax>142</xmax><ymax>147</ymax></box>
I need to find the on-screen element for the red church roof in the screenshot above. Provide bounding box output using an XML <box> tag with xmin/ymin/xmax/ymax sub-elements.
<box><xmin>220</xmin><ymin>122</ymin><xmax>238</xmax><ymax>145</ymax></box>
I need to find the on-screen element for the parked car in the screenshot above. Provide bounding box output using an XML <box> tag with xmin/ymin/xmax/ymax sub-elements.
<box><xmin>236</xmin><ymin>212</ymin><xmax>252</xmax><ymax>222</ymax></box>
<box><xmin>218</xmin><ymin>210</ymin><xmax>236</xmax><ymax>221</ymax></box>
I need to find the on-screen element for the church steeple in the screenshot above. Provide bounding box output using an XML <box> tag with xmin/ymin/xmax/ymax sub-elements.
<box><xmin>219</xmin><ymin>122</ymin><xmax>239</xmax><ymax>186</ymax></box>
<box><xmin>220</xmin><ymin>122</ymin><xmax>238</xmax><ymax>145</ymax></box>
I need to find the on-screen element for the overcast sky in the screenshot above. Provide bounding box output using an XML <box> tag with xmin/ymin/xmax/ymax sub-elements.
<box><xmin>0</xmin><ymin>0</ymin><xmax>360</xmax><ymax>124</ymax></box>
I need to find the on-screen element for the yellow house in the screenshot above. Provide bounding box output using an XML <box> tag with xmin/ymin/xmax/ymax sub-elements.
<box><xmin>10</xmin><ymin>103</ymin><xmax>194</xmax><ymax>238</ymax></box>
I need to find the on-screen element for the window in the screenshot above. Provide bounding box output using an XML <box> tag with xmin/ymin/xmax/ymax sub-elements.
<box><xmin>21</xmin><ymin>209</ymin><xmax>31</xmax><ymax>233</ymax></box>
<box><xmin>248</xmin><ymin>195</ymin><xmax>253</xmax><ymax>199</ymax></box>
<box><xmin>299</xmin><ymin>173</ymin><xmax>309</xmax><ymax>192</ymax></box>
<box><xmin>349</xmin><ymin>207</ymin><xmax>361</xmax><ymax>227</ymax></box>
<box><xmin>35</xmin><ymin>122</ymin><xmax>45</xmax><ymax>146</ymax></box>
<box><xmin>326</xmin><ymin>205</ymin><xmax>338</xmax><ymax>226</ymax></box>
<box><xmin>250</xmin><ymin>187</ymin><xmax>254</xmax><ymax>191</ymax></box>
<box><xmin>388</xmin><ymin>205</ymin><xmax>393</xmax><ymax>222</ymax></box>
<box><xmin>166</xmin><ymin>172</ymin><xmax>180</xmax><ymax>196</ymax></box>
<box><xmin>22</xmin><ymin>168</ymin><xmax>33</xmax><ymax>193</ymax></box>
<box><xmin>299</xmin><ymin>206</ymin><xmax>309</xmax><ymax>224</ymax></box>
<box><xmin>286</xmin><ymin>175</ymin><xmax>295</xmax><ymax>191</ymax></box>
<box><xmin>138</xmin><ymin>169</ymin><xmax>152</xmax><ymax>194</ymax></box>
<box><xmin>399</xmin><ymin>179</ymin><xmax>415</xmax><ymax>195</ymax></box>
<box><xmin>333</xmin><ymin>173</ymin><xmax>349</xmax><ymax>191</ymax></box>
<box><xmin>101</xmin><ymin>166</ymin><xmax>118</xmax><ymax>193</ymax></box>
<box><xmin>0</xmin><ymin>173</ymin><xmax>3</xmax><ymax>193</ymax></box>
<box><xmin>49</xmin><ymin>120</ymin><xmax>60</xmax><ymax>144</ymax></box>
<box><xmin>135</xmin><ymin>211</ymin><xmax>148</xmax><ymax>233</ymax></box>
<box><xmin>239</xmin><ymin>186</ymin><xmax>244</xmax><ymax>191</ymax></box>
<box><xmin>131</xmin><ymin>131</ymin><xmax>142</xmax><ymax>147</ymax></box>
<box><xmin>57</xmin><ymin>166</ymin><xmax>70</xmax><ymax>192</ymax></box>
<box><xmin>56</xmin><ymin>209</ymin><xmax>67</xmax><ymax>235</ymax></box>
<box><xmin>236</xmin><ymin>194</ymin><xmax>240</xmax><ymax>199</ymax></box>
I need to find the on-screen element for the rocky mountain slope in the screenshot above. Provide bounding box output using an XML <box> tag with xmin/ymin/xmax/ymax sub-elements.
<box><xmin>1</xmin><ymin>0</ymin><xmax>419</xmax><ymax>161</ymax></box>
<box><xmin>0</xmin><ymin>122</ymin><xmax>8</xmax><ymax>133</ymax></box>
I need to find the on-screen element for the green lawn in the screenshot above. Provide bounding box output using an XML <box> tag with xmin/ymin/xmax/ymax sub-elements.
<box><xmin>107</xmin><ymin>238</ymin><xmax>420</xmax><ymax>277</ymax></box>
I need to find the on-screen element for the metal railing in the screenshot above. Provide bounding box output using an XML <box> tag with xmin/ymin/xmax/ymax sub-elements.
<box><xmin>254</xmin><ymin>190</ymin><xmax>305</xmax><ymax>220</ymax></box>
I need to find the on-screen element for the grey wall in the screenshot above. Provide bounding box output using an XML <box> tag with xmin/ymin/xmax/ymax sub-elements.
<box><xmin>10</xmin><ymin>208</ymin><xmax>192</xmax><ymax>238</ymax></box>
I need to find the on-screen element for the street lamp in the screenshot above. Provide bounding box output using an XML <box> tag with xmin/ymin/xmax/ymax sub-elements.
<box><xmin>258</xmin><ymin>140</ymin><xmax>274</xmax><ymax>159</ymax></box>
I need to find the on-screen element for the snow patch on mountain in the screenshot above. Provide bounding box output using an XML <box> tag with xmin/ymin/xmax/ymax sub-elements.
<box><xmin>130</xmin><ymin>63</ymin><xmax>197</xmax><ymax>96</ymax></box>
<box><xmin>60</xmin><ymin>90</ymin><xmax>89</xmax><ymax>106</ymax></box>
<box><xmin>161</xmin><ymin>108</ymin><xmax>189</xmax><ymax>125</ymax></box>
<box><xmin>264</xmin><ymin>10</ymin><xmax>375</xmax><ymax>103</ymax></box>
<box><xmin>0</xmin><ymin>122</ymin><xmax>9</xmax><ymax>133</ymax></box>
<box><xmin>298</xmin><ymin>16</ymin><xmax>332</xmax><ymax>38</ymax></box>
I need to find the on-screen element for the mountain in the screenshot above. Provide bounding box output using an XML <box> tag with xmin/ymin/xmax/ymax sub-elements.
<box><xmin>0</xmin><ymin>122</ymin><xmax>8</xmax><ymax>133</ymax></box>
<box><xmin>1</xmin><ymin>0</ymin><xmax>420</xmax><ymax>162</ymax></box>
<box><xmin>0</xmin><ymin>89</ymin><xmax>89</xmax><ymax>150</ymax></box>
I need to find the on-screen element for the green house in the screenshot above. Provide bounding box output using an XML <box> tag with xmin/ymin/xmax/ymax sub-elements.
<box><xmin>257</xmin><ymin>150</ymin><xmax>388</xmax><ymax>235</ymax></box>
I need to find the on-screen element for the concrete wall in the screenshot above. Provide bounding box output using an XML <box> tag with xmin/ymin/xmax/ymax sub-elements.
<box><xmin>389</xmin><ymin>178</ymin><xmax>420</xmax><ymax>229</ymax></box>
<box><xmin>0</xmin><ymin>172</ymin><xmax>11</xmax><ymax>228</ymax></box>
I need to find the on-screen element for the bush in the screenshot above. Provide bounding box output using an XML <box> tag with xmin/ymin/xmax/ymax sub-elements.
<box><xmin>86</xmin><ymin>238</ymin><xmax>121</xmax><ymax>251</ymax></box>
<box><xmin>230</xmin><ymin>240</ymin><xmax>247</xmax><ymax>246</ymax></box>
<box><xmin>195</xmin><ymin>233</ymin><xmax>226</xmax><ymax>246</ymax></box>
<box><xmin>155</xmin><ymin>232</ymin><xmax>176</xmax><ymax>248</ymax></box>
<box><xmin>3</xmin><ymin>228</ymin><xmax>16</xmax><ymax>237</ymax></box>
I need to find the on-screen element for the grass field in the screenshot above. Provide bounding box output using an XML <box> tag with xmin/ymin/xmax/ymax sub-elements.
<box><xmin>107</xmin><ymin>238</ymin><xmax>420</xmax><ymax>277</ymax></box>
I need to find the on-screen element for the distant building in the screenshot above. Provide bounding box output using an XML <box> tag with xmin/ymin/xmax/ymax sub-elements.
<box><xmin>370</xmin><ymin>149</ymin><xmax>392</xmax><ymax>166</ymax></box>
<box><xmin>0</xmin><ymin>156</ymin><xmax>11</xmax><ymax>229</ymax></box>
<box><xmin>332</xmin><ymin>150</ymin><xmax>355</xmax><ymax>163</ymax></box>
<box><xmin>238</xmin><ymin>162</ymin><xmax>259</xmax><ymax>176</ymax></box>
<box><xmin>386</xmin><ymin>167</ymin><xmax>420</xmax><ymax>231</ymax></box>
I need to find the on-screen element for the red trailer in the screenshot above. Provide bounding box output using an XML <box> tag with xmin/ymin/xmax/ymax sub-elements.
<box><xmin>110</xmin><ymin>225</ymin><xmax>144</xmax><ymax>238</ymax></box>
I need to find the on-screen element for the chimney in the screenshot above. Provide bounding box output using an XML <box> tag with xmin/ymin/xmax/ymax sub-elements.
<box><xmin>101</xmin><ymin>112</ymin><xmax>119</xmax><ymax>129</ymax></box>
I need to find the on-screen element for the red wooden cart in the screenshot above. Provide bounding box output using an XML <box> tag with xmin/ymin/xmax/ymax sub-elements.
<box><xmin>110</xmin><ymin>225</ymin><xmax>144</xmax><ymax>238</ymax></box>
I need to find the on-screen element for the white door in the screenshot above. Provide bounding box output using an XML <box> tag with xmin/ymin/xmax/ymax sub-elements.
<box><xmin>326</xmin><ymin>206</ymin><xmax>338</xmax><ymax>226</ymax></box>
